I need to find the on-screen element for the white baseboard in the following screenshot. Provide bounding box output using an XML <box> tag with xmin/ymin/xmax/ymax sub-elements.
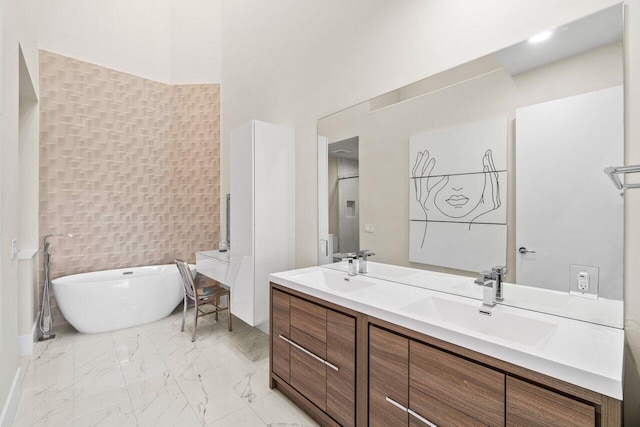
<box><xmin>18</xmin><ymin>317</ymin><xmax>39</xmax><ymax>357</ymax></box>
<box><xmin>0</xmin><ymin>367</ymin><xmax>22</xmax><ymax>427</ymax></box>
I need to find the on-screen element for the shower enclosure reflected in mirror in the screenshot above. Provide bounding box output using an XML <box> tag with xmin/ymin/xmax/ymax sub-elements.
<box><xmin>317</xmin><ymin>3</ymin><xmax>624</xmax><ymax>328</ymax></box>
<box><xmin>325</xmin><ymin>137</ymin><xmax>360</xmax><ymax>262</ymax></box>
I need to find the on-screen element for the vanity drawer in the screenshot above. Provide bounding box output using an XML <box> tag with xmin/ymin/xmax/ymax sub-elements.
<box><xmin>290</xmin><ymin>341</ymin><xmax>327</xmax><ymax>411</ymax></box>
<box><xmin>409</xmin><ymin>387</ymin><xmax>484</xmax><ymax>427</ymax></box>
<box><xmin>290</xmin><ymin>296</ymin><xmax>327</xmax><ymax>344</ymax></box>
<box><xmin>506</xmin><ymin>376</ymin><xmax>595</xmax><ymax>427</ymax></box>
<box><xmin>272</xmin><ymin>289</ymin><xmax>291</xmax><ymax>382</ymax></box>
<box><xmin>369</xmin><ymin>326</ymin><xmax>409</xmax><ymax>427</ymax></box>
<box><xmin>410</xmin><ymin>340</ymin><xmax>505</xmax><ymax>426</ymax></box>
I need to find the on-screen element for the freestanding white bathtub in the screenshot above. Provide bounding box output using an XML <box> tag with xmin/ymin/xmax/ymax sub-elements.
<box><xmin>52</xmin><ymin>264</ymin><xmax>196</xmax><ymax>333</ymax></box>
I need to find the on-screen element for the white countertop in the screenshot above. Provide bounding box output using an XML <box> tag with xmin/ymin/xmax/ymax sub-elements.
<box><xmin>196</xmin><ymin>250</ymin><xmax>231</xmax><ymax>264</ymax></box>
<box><xmin>324</xmin><ymin>261</ymin><xmax>623</xmax><ymax>328</ymax></box>
<box><xmin>269</xmin><ymin>264</ymin><xmax>624</xmax><ymax>400</ymax></box>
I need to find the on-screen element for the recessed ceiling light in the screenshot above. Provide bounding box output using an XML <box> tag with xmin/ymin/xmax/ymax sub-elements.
<box><xmin>528</xmin><ymin>30</ymin><xmax>553</xmax><ymax>44</ymax></box>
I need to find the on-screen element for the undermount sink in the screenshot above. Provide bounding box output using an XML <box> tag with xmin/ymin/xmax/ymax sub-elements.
<box><xmin>289</xmin><ymin>269</ymin><xmax>376</xmax><ymax>294</ymax></box>
<box><xmin>401</xmin><ymin>296</ymin><xmax>558</xmax><ymax>347</ymax></box>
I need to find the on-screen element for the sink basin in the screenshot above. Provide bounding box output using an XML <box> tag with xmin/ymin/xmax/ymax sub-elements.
<box><xmin>290</xmin><ymin>270</ymin><xmax>376</xmax><ymax>294</ymax></box>
<box><xmin>401</xmin><ymin>296</ymin><xmax>558</xmax><ymax>347</ymax></box>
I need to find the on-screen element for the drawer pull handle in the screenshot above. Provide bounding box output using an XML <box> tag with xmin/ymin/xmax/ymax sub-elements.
<box><xmin>325</xmin><ymin>361</ymin><xmax>339</xmax><ymax>371</ymax></box>
<box><xmin>408</xmin><ymin>408</ymin><xmax>438</xmax><ymax>427</ymax></box>
<box><xmin>289</xmin><ymin>339</ymin><xmax>326</xmax><ymax>365</ymax></box>
<box><xmin>385</xmin><ymin>396</ymin><xmax>408</xmax><ymax>412</ymax></box>
<box><xmin>278</xmin><ymin>334</ymin><xmax>291</xmax><ymax>343</ymax></box>
<box><xmin>279</xmin><ymin>335</ymin><xmax>339</xmax><ymax>371</ymax></box>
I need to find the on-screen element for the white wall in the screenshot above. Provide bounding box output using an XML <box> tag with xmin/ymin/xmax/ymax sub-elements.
<box><xmin>39</xmin><ymin>0</ymin><xmax>221</xmax><ymax>84</ymax></box>
<box><xmin>1</xmin><ymin>0</ymin><xmax>39</xmax><ymax>420</ymax></box>
<box><xmin>220</xmin><ymin>0</ymin><xmax>640</xmax><ymax>423</ymax></box>
<box><xmin>170</xmin><ymin>0</ymin><xmax>222</xmax><ymax>84</ymax></box>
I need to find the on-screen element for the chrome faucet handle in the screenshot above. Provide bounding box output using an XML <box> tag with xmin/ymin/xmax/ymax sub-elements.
<box><xmin>357</xmin><ymin>250</ymin><xmax>375</xmax><ymax>259</ymax></box>
<box><xmin>492</xmin><ymin>265</ymin><xmax>507</xmax><ymax>276</ymax></box>
<box><xmin>343</xmin><ymin>252</ymin><xmax>357</xmax><ymax>260</ymax></box>
<box><xmin>475</xmin><ymin>270</ymin><xmax>494</xmax><ymax>286</ymax></box>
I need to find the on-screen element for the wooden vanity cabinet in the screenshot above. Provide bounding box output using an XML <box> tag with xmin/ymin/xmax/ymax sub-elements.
<box><xmin>271</xmin><ymin>284</ymin><xmax>621</xmax><ymax>427</ymax></box>
<box><xmin>369</xmin><ymin>325</ymin><xmax>504</xmax><ymax>427</ymax></box>
<box><xmin>271</xmin><ymin>289</ymin><xmax>291</xmax><ymax>382</ymax></box>
<box><xmin>506</xmin><ymin>376</ymin><xmax>595</xmax><ymax>427</ymax></box>
<box><xmin>270</xmin><ymin>287</ymin><xmax>356</xmax><ymax>427</ymax></box>
<box><xmin>369</xmin><ymin>326</ymin><xmax>409</xmax><ymax>426</ymax></box>
<box><xmin>410</xmin><ymin>340</ymin><xmax>505</xmax><ymax>426</ymax></box>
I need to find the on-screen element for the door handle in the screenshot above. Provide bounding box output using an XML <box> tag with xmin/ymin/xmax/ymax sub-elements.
<box><xmin>518</xmin><ymin>247</ymin><xmax>536</xmax><ymax>254</ymax></box>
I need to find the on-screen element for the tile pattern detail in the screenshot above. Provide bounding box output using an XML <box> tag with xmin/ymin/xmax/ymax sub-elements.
<box><xmin>39</xmin><ymin>50</ymin><xmax>220</xmax><ymax>326</ymax></box>
<box><xmin>14</xmin><ymin>312</ymin><xmax>319</xmax><ymax>426</ymax></box>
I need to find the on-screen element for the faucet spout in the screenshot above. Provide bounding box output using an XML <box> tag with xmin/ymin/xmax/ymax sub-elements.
<box><xmin>475</xmin><ymin>270</ymin><xmax>497</xmax><ymax>307</ymax></box>
<box><xmin>343</xmin><ymin>253</ymin><xmax>358</xmax><ymax>276</ymax></box>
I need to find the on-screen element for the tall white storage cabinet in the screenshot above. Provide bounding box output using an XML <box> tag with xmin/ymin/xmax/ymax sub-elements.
<box><xmin>230</xmin><ymin>120</ymin><xmax>295</xmax><ymax>332</ymax></box>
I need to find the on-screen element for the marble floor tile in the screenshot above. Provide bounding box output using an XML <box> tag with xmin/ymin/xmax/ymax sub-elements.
<box><xmin>74</xmin><ymin>385</ymin><xmax>130</xmax><ymax>419</ymax></box>
<box><xmin>213</xmin><ymin>357</ymin><xmax>272</xmax><ymax>404</ymax></box>
<box><xmin>177</xmin><ymin>367</ymin><xmax>247</xmax><ymax>424</ymax></box>
<box><xmin>73</xmin><ymin>400</ymin><xmax>137</xmax><ymax>427</ymax></box>
<box><xmin>119</xmin><ymin>354</ymin><xmax>171</xmax><ymax>385</ymax></box>
<box><xmin>15</xmin><ymin>311</ymin><xmax>320</xmax><ymax>427</ymax></box>
<box><xmin>74</xmin><ymin>363</ymin><xmax>127</xmax><ymax>397</ymax></box>
<box><xmin>130</xmin><ymin>383</ymin><xmax>201</xmax><ymax>427</ymax></box>
<box><xmin>113</xmin><ymin>333</ymin><xmax>159</xmax><ymax>364</ymax></box>
<box><xmin>13</xmin><ymin>382</ymin><xmax>74</xmax><ymax>427</ymax></box>
<box><xmin>207</xmin><ymin>405</ymin><xmax>266</xmax><ymax>426</ymax></box>
<box><xmin>250</xmin><ymin>390</ymin><xmax>320</xmax><ymax>427</ymax></box>
<box><xmin>126</xmin><ymin>370</ymin><xmax>178</xmax><ymax>398</ymax></box>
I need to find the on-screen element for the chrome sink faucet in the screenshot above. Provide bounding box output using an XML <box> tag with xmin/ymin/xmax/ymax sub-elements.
<box><xmin>491</xmin><ymin>265</ymin><xmax>507</xmax><ymax>302</ymax></box>
<box><xmin>475</xmin><ymin>272</ymin><xmax>497</xmax><ymax>308</ymax></box>
<box><xmin>357</xmin><ymin>250</ymin><xmax>375</xmax><ymax>274</ymax></box>
<box><xmin>475</xmin><ymin>265</ymin><xmax>507</xmax><ymax>308</ymax></box>
<box><xmin>343</xmin><ymin>253</ymin><xmax>358</xmax><ymax>276</ymax></box>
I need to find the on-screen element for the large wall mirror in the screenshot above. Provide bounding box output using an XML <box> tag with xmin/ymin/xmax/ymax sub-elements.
<box><xmin>318</xmin><ymin>4</ymin><xmax>624</xmax><ymax>328</ymax></box>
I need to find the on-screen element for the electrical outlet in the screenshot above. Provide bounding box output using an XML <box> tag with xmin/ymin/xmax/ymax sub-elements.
<box><xmin>577</xmin><ymin>271</ymin><xmax>589</xmax><ymax>291</ymax></box>
<box><xmin>364</xmin><ymin>224</ymin><xmax>374</xmax><ymax>233</ymax></box>
<box><xmin>570</xmin><ymin>264</ymin><xmax>599</xmax><ymax>299</ymax></box>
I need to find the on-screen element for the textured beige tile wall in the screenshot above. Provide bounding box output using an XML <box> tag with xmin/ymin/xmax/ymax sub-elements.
<box><xmin>39</xmin><ymin>50</ymin><xmax>220</xmax><ymax>326</ymax></box>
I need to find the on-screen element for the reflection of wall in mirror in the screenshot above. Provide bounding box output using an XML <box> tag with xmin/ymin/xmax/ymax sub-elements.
<box><xmin>318</xmin><ymin>36</ymin><xmax>622</xmax><ymax>286</ymax></box>
<box><xmin>336</xmin><ymin>157</ymin><xmax>359</xmax><ymax>254</ymax></box>
<box><xmin>515</xmin><ymin>86</ymin><xmax>623</xmax><ymax>300</ymax></box>
<box><xmin>409</xmin><ymin>118</ymin><xmax>507</xmax><ymax>272</ymax></box>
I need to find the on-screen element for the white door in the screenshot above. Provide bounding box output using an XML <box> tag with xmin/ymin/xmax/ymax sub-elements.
<box><xmin>515</xmin><ymin>86</ymin><xmax>623</xmax><ymax>299</ymax></box>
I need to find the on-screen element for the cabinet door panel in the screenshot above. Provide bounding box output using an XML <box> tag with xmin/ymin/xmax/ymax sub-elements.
<box><xmin>290</xmin><ymin>342</ymin><xmax>327</xmax><ymax>411</ymax></box>
<box><xmin>272</xmin><ymin>289</ymin><xmax>290</xmax><ymax>382</ymax></box>
<box><xmin>507</xmin><ymin>376</ymin><xmax>595</xmax><ymax>427</ymax></box>
<box><xmin>291</xmin><ymin>325</ymin><xmax>326</xmax><ymax>359</ymax></box>
<box><xmin>326</xmin><ymin>310</ymin><xmax>356</xmax><ymax>427</ymax></box>
<box><xmin>410</xmin><ymin>340</ymin><xmax>504</xmax><ymax>426</ymax></box>
<box><xmin>291</xmin><ymin>296</ymin><xmax>326</xmax><ymax>344</ymax></box>
<box><xmin>369</xmin><ymin>326</ymin><xmax>409</xmax><ymax>427</ymax></box>
<box><xmin>409</xmin><ymin>387</ymin><xmax>484</xmax><ymax>427</ymax></box>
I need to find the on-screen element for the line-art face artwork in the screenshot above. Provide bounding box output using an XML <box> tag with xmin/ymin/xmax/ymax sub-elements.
<box><xmin>412</xmin><ymin>148</ymin><xmax>501</xmax><ymax>247</ymax></box>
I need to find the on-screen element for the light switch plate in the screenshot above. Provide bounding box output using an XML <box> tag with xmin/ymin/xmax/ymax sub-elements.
<box><xmin>569</xmin><ymin>264</ymin><xmax>599</xmax><ymax>299</ymax></box>
<box><xmin>364</xmin><ymin>224</ymin><xmax>374</xmax><ymax>233</ymax></box>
